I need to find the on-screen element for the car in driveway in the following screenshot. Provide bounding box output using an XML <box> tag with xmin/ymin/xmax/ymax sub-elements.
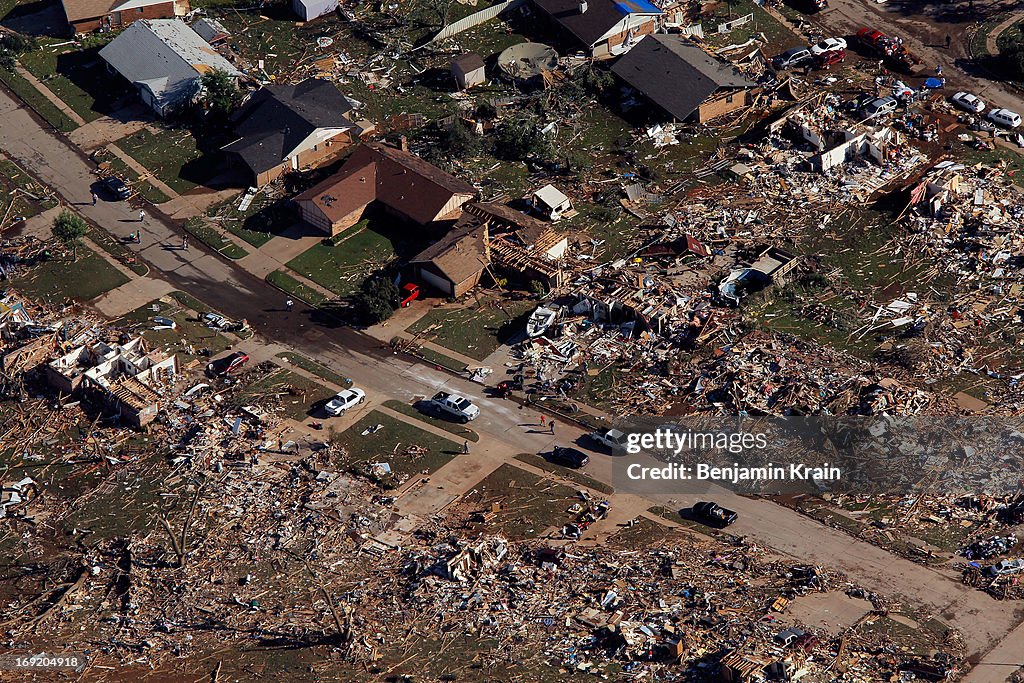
<box><xmin>324</xmin><ymin>387</ymin><xmax>366</xmax><ymax>416</ymax></box>
<box><xmin>206</xmin><ymin>351</ymin><xmax>249</xmax><ymax>377</ymax></box>
<box><xmin>772</xmin><ymin>46</ymin><xmax>812</xmax><ymax>69</ymax></box>
<box><xmin>547</xmin><ymin>446</ymin><xmax>589</xmax><ymax>469</ymax></box>
<box><xmin>814</xmin><ymin>49</ymin><xmax>845</xmax><ymax>69</ymax></box>
<box><xmin>691</xmin><ymin>501</ymin><xmax>738</xmax><ymax>527</ymax></box>
<box><xmin>100</xmin><ymin>176</ymin><xmax>131</xmax><ymax>200</ymax></box>
<box><xmin>988</xmin><ymin>107</ymin><xmax>1022</xmax><ymax>128</ymax></box>
<box><xmin>951</xmin><ymin>91</ymin><xmax>985</xmax><ymax>114</ymax></box>
<box><xmin>810</xmin><ymin>37</ymin><xmax>847</xmax><ymax>56</ymax></box>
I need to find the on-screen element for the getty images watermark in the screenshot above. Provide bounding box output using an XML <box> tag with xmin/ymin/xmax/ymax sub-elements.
<box><xmin>620</xmin><ymin>427</ymin><xmax>842</xmax><ymax>486</ymax></box>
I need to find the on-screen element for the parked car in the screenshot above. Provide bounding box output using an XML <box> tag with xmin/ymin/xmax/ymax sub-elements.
<box><xmin>775</xmin><ymin>627</ymin><xmax>806</xmax><ymax>646</ymax></box>
<box><xmin>535</xmin><ymin>547</ymin><xmax>566</xmax><ymax>566</ymax></box>
<box><xmin>547</xmin><ymin>446</ymin><xmax>589</xmax><ymax>469</ymax></box>
<box><xmin>814</xmin><ymin>49</ymin><xmax>846</xmax><ymax>69</ymax></box>
<box><xmin>429</xmin><ymin>391</ymin><xmax>480</xmax><ymax>422</ymax></box>
<box><xmin>988</xmin><ymin>108</ymin><xmax>1022</xmax><ymax>128</ymax></box>
<box><xmin>691</xmin><ymin>501</ymin><xmax>738</xmax><ymax>527</ymax></box>
<box><xmin>324</xmin><ymin>387</ymin><xmax>366</xmax><ymax>416</ymax></box>
<box><xmin>100</xmin><ymin>176</ymin><xmax>131</xmax><ymax>200</ymax></box>
<box><xmin>951</xmin><ymin>91</ymin><xmax>985</xmax><ymax>114</ymax></box>
<box><xmin>862</xmin><ymin>96</ymin><xmax>898</xmax><ymax>119</ymax></box>
<box><xmin>589</xmin><ymin>428</ymin><xmax>629</xmax><ymax>451</ymax></box>
<box><xmin>988</xmin><ymin>558</ymin><xmax>1024</xmax><ymax>576</ymax></box>
<box><xmin>400</xmin><ymin>283</ymin><xmax>420</xmax><ymax>307</ymax></box>
<box><xmin>206</xmin><ymin>351</ymin><xmax>249</xmax><ymax>376</ymax></box>
<box><xmin>772</xmin><ymin>46</ymin><xmax>812</xmax><ymax>69</ymax></box>
<box><xmin>810</xmin><ymin>37</ymin><xmax>847</xmax><ymax>56</ymax></box>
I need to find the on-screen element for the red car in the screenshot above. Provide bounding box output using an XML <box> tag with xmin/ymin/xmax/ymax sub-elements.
<box><xmin>207</xmin><ymin>351</ymin><xmax>249</xmax><ymax>376</ymax></box>
<box><xmin>815</xmin><ymin>49</ymin><xmax>846</xmax><ymax>68</ymax></box>
<box><xmin>400</xmin><ymin>283</ymin><xmax>420</xmax><ymax>307</ymax></box>
<box><xmin>857</xmin><ymin>27</ymin><xmax>885</xmax><ymax>51</ymax></box>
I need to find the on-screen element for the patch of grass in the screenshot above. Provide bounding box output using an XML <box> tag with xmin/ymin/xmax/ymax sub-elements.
<box><xmin>168</xmin><ymin>290</ymin><xmax>207</xmax><ymax>312</ymax></box>
<box><xmin>119</xmin><ymin>300</ymin><xmax>233</xmax><ymax>362</ymax></box>
<box><xmin>86</xmin><ymin>227</ymin><xmax>148</xmax><ymax>276</ymax></box>
<box><xmin>276</xmin><ymin>351</ymin><xmax>347</xmax><ymax>386</ymax></box>
<box><xmin>0</xmin><ymin>67</ymin><xmax>78</xmax><ymax>132</ymax></box>
<box><xmin>116</xmin><ymin>127</ymin><xmax>202</xmax><ymax>195</ymax></box>
<box><xmin>183</xmin><ymin>218</ymin><xmax>248</xmax><ymax>260</ymax></box>
<box><xmin>206</xmin><ymin>190</ymin><xmax>294</xmax><ymax>248</ymax></box>
<box><xmin>12</xmin><ymin>243</ymin><xmax>129</xmax><ymax>304</ymax></box>
<box><xmin>233</xmin><ymin>368</ymin><xmax>335</xmax><ymax>421</ymax></box>
<box><xmin>333</xmin><ymin>410</ymin><xmax>460</xmax><ymax>481</ymax></box>
<box><xmin>608</xmin><ymin>516</ymin><xmax>678</xmax><ymax>549</ymax></box>
<box><xmin>515</xmin><ymin>453</ymin><xmax>614</xmax><ymax>494</ymax></box>
<box><xmin>266</xmin><ymin>269</ymin><xmax>329</xmax><ymax>307</ymax></box>
<box><xmin>410</xmin><ymin>344</ymin><xmax>469</xmax><ymax>373</ymax></box>
<box><xmin>407</xmin><ymin>296</ymin><xmax>534</xmax><ymax>361</ymax></box>
<box><xmin>285</xmin><ymin>222</ymin><xmax>404</xmax><ymax>297</ymax></box>
<box><xmin>18</xmin><ymin>40</ymin><xmax>120</xmax><ymax>123</ymax></box>
<box><xmin>382</xmin><ymin>399</ymin><xmax>479</xmax><ymax>442</ymax></box>
<box><xmin>459</xmin><ymin>463</ymin><xmax>580</xmax><ymax>541</ymax></box>
<box><xmin>0</xmin><ymin>159</ymin><xmax>58</xmax><ymax>221</ymax></box>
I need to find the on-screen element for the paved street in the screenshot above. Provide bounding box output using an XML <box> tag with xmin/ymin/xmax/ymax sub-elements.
<box><xmin>1</xmin><ymin>74</ymin><xmax>1022</xmax><ymax>678</ymax></box>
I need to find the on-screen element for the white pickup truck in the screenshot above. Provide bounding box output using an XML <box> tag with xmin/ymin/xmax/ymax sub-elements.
<box><xmin>430</xmin><ymin>391</ymin><xmax>480</xmax><ymax>423</ymax></box>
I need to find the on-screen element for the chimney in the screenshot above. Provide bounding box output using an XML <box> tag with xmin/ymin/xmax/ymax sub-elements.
<box><xmin>578</xmin><ymin>0</ymin><xmax>587</xmax><ymax>13</ymax></box>
<box><xmin>399</xmin><ymin>135</ymin><xmax>408</xmax><ymax>152</ymax></box>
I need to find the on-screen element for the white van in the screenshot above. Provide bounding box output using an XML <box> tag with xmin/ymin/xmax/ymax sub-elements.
<box><xmin>987</xmin><ymin>108</ymin><xmax>1022</xmax><ymax>128</ymax></box>
<box><xmin>863</xmin><ymin>96</ymin><xmax>898</xmax><ymax>119</ymax></box>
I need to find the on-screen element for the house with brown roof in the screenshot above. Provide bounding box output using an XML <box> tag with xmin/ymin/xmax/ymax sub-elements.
<box><xmin>410</xmin><ymin>202</ymin><xmax>568</xmax><ymax>297</ymax></box>
<box><xmin>294</xmin><ymin>142</ymin><xmax>476</xmax><ymax>236</ymax></box>
<box><xmin>60</xmin><ymin>0</ymin><xmax>182</xmax><ymax>34</ymax></box>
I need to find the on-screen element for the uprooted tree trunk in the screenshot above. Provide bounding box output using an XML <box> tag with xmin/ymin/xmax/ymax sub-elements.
<box><xmin>159</xmin><ymin>484</ymin><xmax>204</xmax><ymax>568</ymax></box>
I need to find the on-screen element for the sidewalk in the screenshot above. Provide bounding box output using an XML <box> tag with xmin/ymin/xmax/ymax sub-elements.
<box><xmin>14</xmin><ymin>65</ymin><xmax>85</xmax><ymax>128</ymax></box>
<box><xmin>68</xmin><ymin>105</ymin><xmax>153</xmax><ymax>151</ymax></box>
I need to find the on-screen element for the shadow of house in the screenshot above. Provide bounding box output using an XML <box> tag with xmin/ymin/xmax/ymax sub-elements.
<box><xmin>293</xmin><ymin>140</ymin><xmax>476</xmax><ymax>237</ymax></box>
<box><xmin>54</xmin><ymin>47</ymin><xmax>131</xmax><ymax>117</ymax></box>
<box><xmin>2</xmin><ymin>0</ymin><xmax>68</xmax><ymax>37</ymax></box>
<box><xmin>221</xmin><ymin>79</ymin><xmax>368</xmax><ymax>188</ymax></box>
<box><xmin>610</xmin><ymin>35</ymin><xmax>759</xmax><ymax>124</ymax></box>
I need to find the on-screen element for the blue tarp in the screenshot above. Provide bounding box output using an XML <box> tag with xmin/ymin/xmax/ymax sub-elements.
<box><xmin>614</xmin><ymin>0</ymin><xmax>662</xmax><ymax>15</ymax></box>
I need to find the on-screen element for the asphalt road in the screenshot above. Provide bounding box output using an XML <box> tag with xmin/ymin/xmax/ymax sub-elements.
<box><xmin>1</xmin><ymin>84</ymin><xmax>1022</xmax><ymax>678</ymax></box>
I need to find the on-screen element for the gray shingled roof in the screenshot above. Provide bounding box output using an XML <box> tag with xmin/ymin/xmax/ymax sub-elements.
<box><xmin>611</xmin><ymin>34</ymin><xmax>755</xmax><ymax>121</ymax></box>
<box><xmin>99</xmin><ymin>19</ymin><xmax>242</xmax><ymax>113</ymax></box>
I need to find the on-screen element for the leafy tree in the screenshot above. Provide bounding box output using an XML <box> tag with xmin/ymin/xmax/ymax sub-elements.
<box><xmin>51</xmin><ymin>210</ymin><xmax>88</xmax><ymax>261</ymax></box>
<box><xmin>200</xmin><ymin>69</ymin><xmax>240</xmax><ymax>119</ymax></box>
<box><xmin>0</xmin><ymin>33</ymin><xmax>37</xmax><ymax>71</ymax></box>
<box><xmin>438</xmin><ymin>120</ymin><xmax>480</xmax><ymax>158</ymax></box>
<box><xmin>494</xmin><ymin>117</ymin><xmax>550</xmax><ymax>161</ymax></box>
<box><xmin>354</xmin><ymin>278</ymin><xmax>400</xmax><ymax>325</ymax></box>
<box><xmin>1002</xmin><ymin>37</ymin><xmax>1024</xmax><ymax>79</ymax></box>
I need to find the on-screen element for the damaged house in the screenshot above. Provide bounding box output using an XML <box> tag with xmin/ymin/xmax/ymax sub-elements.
<box><xmin>60</xmin><ymin>0</ymin><xmax>181</xmax><ymax>35</ymax></box>
<box><xmin>531</xmin><ymin>0</ymin><xmax>662</xmax><ymax>59</ymax></box>
<box><xmin>611</xmin><ymin>35</ymin><xmax>758</xmax><ymax>124</ymax></box>
<box><xmin>410</xmin><ymin>202</ymin><xmax>568</xmax><ymax>297</ymax></box>
<box><xmin>222</xmin><ymin>79</ymin><xmax>367</xmax><ymax>187</ymax></box>
<box><xmin>45</xmin><ymin>337</ymin><xmax>177</xmax><ymax>427</ymax></box>
<box><xmin>295</xmin><ymin>141</ymin><xmax>476</xmax><ymax>236</ymax></box>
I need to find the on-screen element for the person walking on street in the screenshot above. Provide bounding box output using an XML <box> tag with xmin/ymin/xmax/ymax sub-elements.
<box><xmin>91</xmin><ymin>191</ymin><xmax>98</xmax><ymax>205</ymax></box>
<box><xmin>462</xmin><ymin>440</ymin><xmax>470</xmax><ymax>454</ymax></box>
<box><xmin>549</xmin><ymin>420</ymin><xmax>556</xmax><ymax>434</ymax></box>
<box><xmin>285</xmin><ymin>299</ymin><xmax>294</xmax><ymax>312</ymax></box>
<box><xmin>182</xmin><ymin>235</ymin><xmax>189</xmax><ymax>251</ymax></box>
<box><xmin>945</xmin><ymin>34</ymin><xmax>951</xmax><ymax>49</ymax></box>
<box><xmin>540</xmin><ymin>414</ymin><xmax>546</xmax><ymax>428</ymax></box>
<box><xmin>135</xmin><ymin>229</ymin><xmax>142</xmax><ymax>244</ymax></box>
<box><xmin>138</xmin><ymin>209</ymin><xmax>146</xmax><ymax>222</ymax></box>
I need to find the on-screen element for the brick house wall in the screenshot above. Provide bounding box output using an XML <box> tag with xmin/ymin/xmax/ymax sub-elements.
<box><xmin>695</xmin><ymin>88</ymin><xmax>759</xmax><ymax>123</ymax></box>
<box><xmin>68</xmin><ymin>1</ymin><xmax>176</xmax><ymax>34</ymax></box>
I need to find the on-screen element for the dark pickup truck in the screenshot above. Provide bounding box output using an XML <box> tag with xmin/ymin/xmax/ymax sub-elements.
<box><xmin>692</xmin><ymin>501</ymin><xmax>738</xmax><ymax>527</ymax></box>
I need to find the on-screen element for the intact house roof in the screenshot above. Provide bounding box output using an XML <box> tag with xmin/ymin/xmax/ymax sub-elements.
<box><xmin>222</xmin><ymin>79</ymin><xmax>358</xmax><ymax>177</ymax></box>
<box><xmin>99</xmin><ymin>19</ymin><xmax>242</xmax><ymax>114</ymax></box>
<box><xmin>611</xmin><ymin>35</ymin><xmax>755</xmax><ymax>121</ymax></box>
<box><xmin>62</xmin><ymin>0</ymin><xmax>168</xmax><ymax>23</ymax></box>
<box><xmin>295</xmin><ymin>142</ymin><xmax>476</xmax><ymax>226</ymax></box>
<box><xmin>532</xmin><ymin>0</ymin><xmax>661</xmax><ymax>49</ymax></box>
<box><xmin>410</xmin><ymin>221</ymin><xmax>489</xmax><ymax>286</ymax></box>
<box><xmin>451</xmin><ymin>53</ymin><xmax>485</xmax><ymax>73</ymax></box>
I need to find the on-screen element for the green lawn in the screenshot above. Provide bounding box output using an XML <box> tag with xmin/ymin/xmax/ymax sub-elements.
<box><xmin>99</xmin><ymin>151</ymin><xmax>171</xmax><ymax>205</ymax></box>
<box><xmin>285</xmin><ymin>223</ymin><xmax>403</xmax><ymax>297</ymax></box>
<box><xmin>87</xmin><ymin>226</ymin><xmax>148</xmax><ymax>276</ymax></box>
<box><xmin>183</xmin><ymin>218</ymin><xmax>248</xmax><ymax>260</ymax></box>
<box><xmin>232</xmin><ymin>368</ymin><xmax>335</xmax><ymax>421</ymax></box>
<box><xmin>276</xmin><ymin>351</ymin><xmax>348</xmax><ymax>386</ymax></box>
<box><xmin>459</xmin><ymin>463</ymin><xmax>580</xmax><ymax>541</ymax></box>
<box><xmin>116</xmin><ymin>127</ymin><xmax>203</xmax><ymax>195</ymax></box>
<box><xmin>406</xmin><ymin>297</ymin><xmax>534</xmax><ymax>361</ymax></box>
<box><xmin>514</xmin><ymin>453</ymin><xmax>614</xmax><ymax>494</ymax></box>
<box><xmin>206</xmin><ymin>190</ymin><xmax>293</xmax><ymax>248</ymax></box>
<box><xmin>18</xmin><ymin>40</ymin><xmax>121</xmax><ymax>123</ymax></box>
<box><xmin>119</xmin><ymin>300</ymin><xmax>233</xmax><ymax>363</ymax></box>
<box><xmin>0</xmin><ymin>67</ymin><xmax>78</xmax><ymax>132</ymax></box>
<box><xmin>382</xmin><ymin>399</ymin><xmax>479</xmax><ymax>442</ymax></box>
<box><xmin>333</xmin><ymin>410</ymin><xmax>460</xmax><ymax>485</ymax></box>
<box><xmin>266</xmin><ymin>270</ymin><xmax>329</xmax><ymax>307</ymax></box>
<box><xmin>12</xmin><ymin>242</ymin><xmax>129</xmax><ymax>304</ymax></box>
<box><xmin>0</xmin><ymin>159</ymin><xmax>58</xmax><ymax>221</ymax></box>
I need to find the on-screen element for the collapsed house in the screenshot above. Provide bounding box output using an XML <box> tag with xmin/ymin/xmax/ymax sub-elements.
<box><xmin>531</xmin><ymin>0</ymin><xmax>662</xmax><ymax>58</ymax></box>
<box><xmin>45</xmin><ymin>336</ymin><xmax>178</xmax><ymax>426</ymax></box>
<box><xmin>718</xmin><ymin>246</ymin><xmax>799</xmax><ymax>305</ymax></box>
